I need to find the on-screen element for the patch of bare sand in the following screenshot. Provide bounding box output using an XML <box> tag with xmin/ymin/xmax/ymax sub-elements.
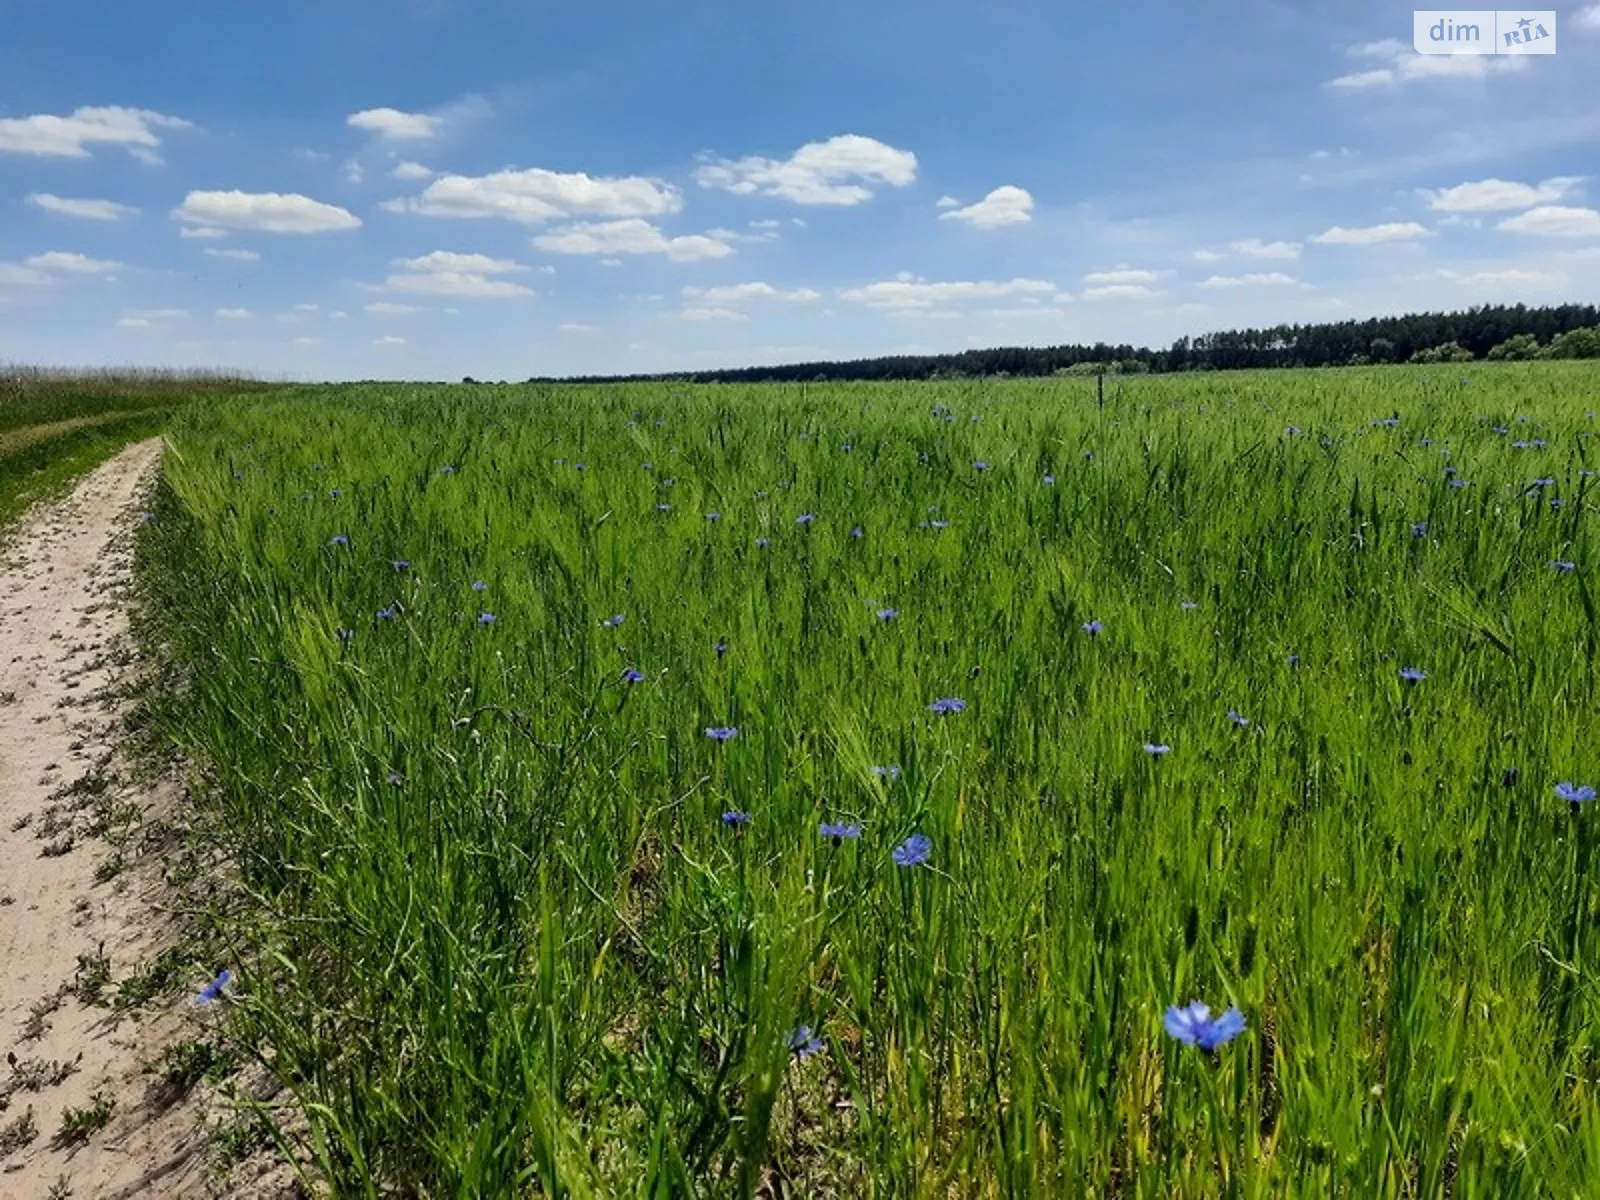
<box><xmin>0</xmin><ymin>439</ymin><xmax>242</xmax><ymax>1197</ymax></box>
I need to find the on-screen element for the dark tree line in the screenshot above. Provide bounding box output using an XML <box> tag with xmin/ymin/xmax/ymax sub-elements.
<box><xmin>535</xmin><ymin>303</ymin><xmax>1600</xmax><ymax>384</ymax></box>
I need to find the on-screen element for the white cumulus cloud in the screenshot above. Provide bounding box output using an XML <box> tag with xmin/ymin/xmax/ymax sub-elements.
<box><xmin>1424</xmin><ymin>177</ymin><xmax>1582</xmax><ymax>212</ymax></box>
<box><xmin>1437</xmin><ymin>267</ymin><xmax>1567</xmax><ymax>288</ymax></box>
<box><xmin>348</xmin><ymin>108</ymin><xmax>442</xmax><ymax>140</ymax></box>
<box><xmin>939</xmin><ymin>186</ymin><xmax>1034</xmax><ymax>229</ymax></box>
<box><xmin>173</xmin><ymin>190</ymin><xmax>362</xmax><ymax>234</ymax></box>
<box><xmin>1083</xmin><ymin>268</ymin><xmax>1161</xmax><ymax>286</ymax></box>
<box><xmin>365</xmin><ymin>302</ymin><xmax>424</xmax><ymax>315</ymax></box>
<box><xmin>1198</xmin><ymin>272</ymin><xmax>1299</xmax><ymax>288</ymax></box>
<box><xmin>1328</xmin><ymin>37</ymin><xmax>1528</xmax><ymax>86</ymax></box>
<box><xmin>215</xmin><ymin>307</ymin><xmax>252</xmax><ymax>320</ymax></box>
<box><xmin>695</xmin><ymin>134</ymin><xmax>917</xmax><ymax>206</ymax></box>
<box><xmin>26</xmin><ymin>251</ymin><xmax>121</xmax><ymax>275</ymax></box>
<box><xmin>393</xmin><ymin>251</ymin><xmax>527</xmax><ymax>275</ymax></box>
<box><xmin>26</xmin><ymin>193</ymin><xmax>139</xmax><ymax>221</ymax></box>
<box><xmin>205</xmin><ymin>248</ymin><xmax>260</xmax><ymax>262</ymax></box>
<box><xmin>681</xmin><ymin>282</ymin><xmax>821</xmax><ymax>304</ymax></box>
<box><xmin>381</xmin><ymin>249</ymin><xmax>535</xmax><ymax>298</ymax></box>
<box><xmin>1231</xmin><ymin>238</ymin><xmax>1303</xmax><ymax>260</ymax></box>
<box><xmin>0</xmin><ymin>106</ymin><xmax>191</xmax><ymax>158</ymax></box>
<box><xmin>1081</xmin><ymin>284</ymin><xmax>1157</xmax><ymax>300</ymax></box>
<box><xmin>839</xmin><ymin>275</ymin><xmax>1055</xmax><ymax>310</ymax></box>
<box><xmin>387</xmin><ymin>167</ymin><xmax>681</xmax><ymax>224</ymax></box>
<box><xmin>1310</xmin><ymin>222</ymin><xmax>1430</xmax><ymax>245</ymax></box>
<box><xmin>373</xmin><ymin>334</ymin><xmax>407</xmax><ymax>345</ymax></box>
<box><xmin>1497</xmin><ymin>205</ymin><xmax>1600</xmax><ymax>237</ymax></box>
<box><xmin>533</xmin><ymin>218</ymin><xmax>734</xmax><ymax>262</ymax></box>
<box><xmin>392</xmin><ymin>161</ymin><xmax>433</xmax><ymax>180</ymax></box>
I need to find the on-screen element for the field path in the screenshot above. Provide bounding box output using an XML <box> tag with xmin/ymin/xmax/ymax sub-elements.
<box><xmin>0</xmin><ymin>439</ymin><xmax>216</xmax><ymax>1198</ymax></box>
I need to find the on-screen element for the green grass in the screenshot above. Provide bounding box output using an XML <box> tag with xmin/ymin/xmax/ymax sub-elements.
<box><xmin>0</xmin><ymin>369</ymin><xmax>267</xmax><ymax>532</ymax></box>
<box><xmin>137</xmin><ymin>362</ymin><xmax>1600</xmax><ymax>1196</ymax></box>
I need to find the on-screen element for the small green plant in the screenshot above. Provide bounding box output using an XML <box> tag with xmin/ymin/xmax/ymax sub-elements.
<box><xmin>143</xmin><ymin>1038</ymin><xmax>235</xmax><ymax>1106</ymax></box>
<box><xmin>8</xmin><ymin>1056</ymin><xmax>80</xmax><ymax>1092</ymax></box>
<box><xmin>21</xmin><ymin>988</ymin><xmax>66</xmax><ymax>1041</ymax></box>
<box><xmin>46</xmin><ymin>1176</ymin><xmax>72</xmax><ymax>1200</ymax></box>
<box><xmin>70</xmin><ymin>945</ymin><xmax>111</xmax><ymax>1006</ymax></box>
<box><xmin>0</xmin><ymin>1107</ymin><xmax>37</xmax><ymax>1156</ymax></box>
<box><xmin>54</xmin><ymin>1092</ymin><xmax>115</xmax><ymax>1147</ymax></box>
<box><xmin>115</xmin><ymin>944</ymin><xmax>188</xmax><ymax>1011</ymax></box>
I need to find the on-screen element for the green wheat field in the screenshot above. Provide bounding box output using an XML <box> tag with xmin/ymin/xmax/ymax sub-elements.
<box><xmin>136</xmin><ymin>363</ymin><xmax>1600</xmax><ymax>1196</ymax></box>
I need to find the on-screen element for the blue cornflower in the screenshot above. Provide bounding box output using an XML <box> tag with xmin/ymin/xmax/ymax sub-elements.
<box><xmin>755</xmin><ymin>537</ymin><xmax>771</xmax><ymax>548</ymax></box>
<box><xmin>1492</xmin><ymin>426</ymin><xmax>1510</xmax><ymax>436</ymax></box>
<box><xmin>642</xmin><ymin>462</ymin><xmax>654</xmax><ymax>471</ymax></box>
<box><xmin>974</xmin><ymin>460</ymin><xmax>990</xmax><ymax>471</ymax></box>
<box><xmin>1288</xmin><ymin>652</ymin><xmax>1300</xmax><ymax>667</ymax></box>
<box><xmin>893</xmin><ymin>833</ymin><xmax>932</xmax><ymax>867</ymax></box>
<box><xmin>1556</xmin><ymin>782</ymin><xmax>1597</xmax><ymax>804</ymax></box>
<box><xmin>872</xmin><ymin>764</ymin><xmax>902</xmax><ymax>781</ymax></box>
<box><xmin>329</xmin><ymin>488</ymin><xmax>342</xmax><ymax>499</ymax></box>
<box><xmin>336</xmin><ymin>628</ymin><xmax>355</xmax><ymax>645</ymax></box>
<box><xmin>330</xmin><ymin>534</ymin><xmax>349</xmax><ymax>546</ymax></box>
<box><xmin>721</xmin><ymin>810</ymin><xmax>752</xmax><ymax>827</ymax></box>
<box><xmin>820</xmin><ymin>821</ymin><xmax>863</xmax><ymax>844</ymax></box>
<box><xmin>472</xmin><ymin>580</ymin><xmax>487</xmax><ymax>591</ymax></box>
<box><xmin>656</xmin><ymin>503</ymin><xmax>672</xmax><ymax>512</ymax></box>
<box><xmin>439</xmin><ymin>465</ymin><xmax>457</xmax><ymax>474</ymax></box>
<box><xmin>1043</xmin><ymin>474</ymin><xmax>1056</xmax><ymax>485</ymax></box>
<box><xmin>930</xmin><ymin>519</ymin><xmax>950</xmax><ymax>530</ymax></box>
<box><xmin>787</xmin><ymin>1026</ymin><xmax>825</xmax><ymax>1059</ymax></box>
<box><xmin>841</xmin><ymin>443</ymin><xmax>853</xmax><ymax>452</ymax></box>
<box><xmin>876</xmin><ymin>608</ymin><xmax>898</xmax><ymax>621</ymax></box>
<box><xmin>391</xmin><ymin>559</ymin><xmax>411</xmax><ymax>572</ymax></box>
<box><xmin>715</xmin><ymin>641</ymin><xmax>728</xmax><ymax>658</ymax></box>
<box><xmin>796</xmin><ymin>512</ymin><xmax>816</xmax><ymax>525</ymax></box>
<box><xmin>705</xmin><ymin>511</ymin><xmax>721</xmax><ymax>522</ymax></box>
<box><xmin>376</xmin><ymin>605</ymin><xmax>397</xmax><ymax>621</ymax></box>
<box><xmin>195</xmin><ymin>970</ymin><xmax>232</xmax><ymax>1008</ymax></box>
<box><xmin>1399</xmin><ymin>666</ymin><xmax>1427</xmax><ymax>684</ymax></box>
<box><xmin>574</xmin><ymin>462</ymin><xmax>585</xmax><ymax>471</ymax></box>
<box><xmin>477</xmin><ymin>612</ymin><xmax>496</xmax><ymax>625</ymax></box>
<box><xmin>1181</xmin><ymin>601</ymin><xmax>1199</xmax><ymax>611</ymax></box>
<box><xmin>621</xmin><ymin>668</ymin><xmax>646</xmax><ymax>683</ymax></box>
<box><xmin>1449</xmin><ymin>478</ymin><xmax>1469</xmax><ymax>489</ymax></box>
<box><xmin>602</xmin><ymin>613</ymin><xmax>625</xmax><ymax>628</ymax></box>
<box><xmin>385</xmin><ymin>770</ymin><xmax>404</xmax><ymax>786</ymax></box>
<box><xmin>1553</xmin><ymin>561</ymin><xmax>1576</xmax><ymax>573</ymax></box>
<box><xmin>1164</xmin><ymin>1001</ymin><xmax>1247</xmax><ymax>1051</ymax></box>
<box><xmin>1143</xmin><ymin>743</ymin><xmax>1172</xmax><ymax>756</ymax></box>
<box><xmin>1083</xmin><ymin>619</ymin><xmax>1104</xmax><ymax>636</ymax></box>
<box><xmin>1227</xmin><ymin>710</ymin><xmax>1250</xmax><ymax>728</ymax></box>
<box><xmin>706</xmin><ymin>726</ymin><xmax>740</xmax><ymax>742</ymax></box>
<box><xmin>1285</xmin><ymin>426</ymin><xmax>1302</xmax><ymax>437</ymax></box>
<box><xmin>850</xmin><ymin>526</ymin><xmax>865</xmax><ymax>539</ymax></box>
<box><xmin>928</xmin><ymin>697</ymin><xmax>967</xmax><ymax>716</ymax></box>
<box><xmin>1411</xmin><ymin>522</ymin><xmax>1428</xmax><ymax>538</ymax></box>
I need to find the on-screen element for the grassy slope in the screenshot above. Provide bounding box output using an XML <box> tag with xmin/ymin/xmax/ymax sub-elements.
<box><xmin>0</xmin><ymin>374</ymin><xmax>267</xmax><ymax>532</ymax></box>
<box><xmin>141</xmin><ymin>363</ymin><xmax>1600</xmax><ymax>1197</ymax></box>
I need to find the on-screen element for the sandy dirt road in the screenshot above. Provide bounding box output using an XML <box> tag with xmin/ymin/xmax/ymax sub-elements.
<box><xmin>0</xmin><ymin>438</ymin><xmax>217</xmax><ymax>1198</ymax></box>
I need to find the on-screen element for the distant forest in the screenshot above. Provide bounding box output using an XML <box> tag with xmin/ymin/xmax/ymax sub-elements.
<box><xmin>535</xmin><ymin>303</ymin><xmax>1600</xmax><ymax>383</ymax></box>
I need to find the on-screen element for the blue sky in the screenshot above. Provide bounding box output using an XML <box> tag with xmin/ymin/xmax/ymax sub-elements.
<box><xmin>1</xmin><ymin>0</ymin><xmax>1597</xmax><ymax>380</ymax></box>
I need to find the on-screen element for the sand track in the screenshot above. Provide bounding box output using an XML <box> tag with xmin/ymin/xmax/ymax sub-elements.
<box><xmin>0</xmin><ymin>438</ymin><xmax>214</xmax><ymax>1198</ymax></box>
